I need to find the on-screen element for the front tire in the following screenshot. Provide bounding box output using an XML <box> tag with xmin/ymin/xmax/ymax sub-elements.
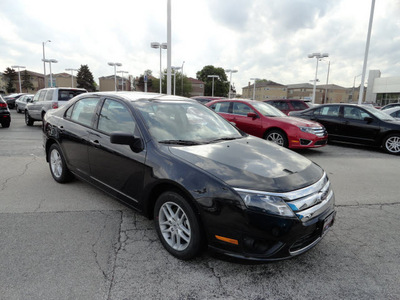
<box><xmin>383</xmin><ymin>134</ymin><xmax>400</xmax><ymax>154</ymax></box>
<box><xmin>264</xmin><ymin>129</ymin><xmax>288</xmax><ymax>147</ymax></box>
<box><xmin>25</xmin><ymin>110</ymin><xmax>34</xmax><ymax>126</ymax></box>
<box><xmin>48</xmin><ymin>144</ymin><xmax>73</xmax><ymax>183</ymax></box>
<box><xmin>154</xmin><ymin>191</ymin><xmax>203</xmax><ymax>260</ymax></box>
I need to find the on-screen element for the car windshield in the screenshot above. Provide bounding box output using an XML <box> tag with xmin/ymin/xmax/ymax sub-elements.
<box><xmin>363</xmin><ymin>105</ymin><xmax>396</xmax><ymax>121</ymax></box>
<box><xmin>135</xmin><ymin>100</ymin><xmax>244</xmax><ymax>144</ymax></box>
<box><xmin>251</xmin><ymin>101</ymin><xmax>286</xmax><ymax>117</ymax></box>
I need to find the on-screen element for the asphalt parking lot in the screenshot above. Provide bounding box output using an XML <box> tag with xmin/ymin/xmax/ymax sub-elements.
<box><xmin>1</xmin><ymin>109</ymin><xmax>399</xmax><ymax>300</ymax></box>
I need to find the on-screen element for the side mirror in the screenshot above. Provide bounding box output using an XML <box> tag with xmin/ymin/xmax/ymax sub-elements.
<box><xmin>247</xmin><ymin>112</ymin><xmax>258</xmax><ymax>119</ymax></box>
<box><xmin>110</xmin><ymin>131</ymin><xmax>144</xmax><ymax>153</ymax></box>
<box><xmin>364</xmin><ymin>117</ymin><xmax>374</xmax><ymax>123</ymax></box>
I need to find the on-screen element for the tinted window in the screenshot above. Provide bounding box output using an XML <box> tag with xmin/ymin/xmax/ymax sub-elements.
<box><xmin>98</xmin><ymin>99</ymin><xmax>137</xmax><ymax>135</ymax></box>
<box><xmin>69</xmin><ymin>97</ymin><xmax>100</xmax><ymax>126</ymax></box>
<box><xmin>291</xmin><ymin>101</ymin><xmax>308</xmax><ymax>110</ymax></box>
<box><xmin>59</xmin><ymin>89</ymin><xmax>85</xmax><ymax>101</ymax></box>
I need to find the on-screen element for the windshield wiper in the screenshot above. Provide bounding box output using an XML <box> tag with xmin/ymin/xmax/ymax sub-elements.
<box><xmin>209</xmin><ymin>137</ymin><xmax>240</xmax><ymax>143</ymax></box>
<box><xmin>159</xmin><ymin>140</ymin><xmax>202</xmax><ymax>145</ymax></box>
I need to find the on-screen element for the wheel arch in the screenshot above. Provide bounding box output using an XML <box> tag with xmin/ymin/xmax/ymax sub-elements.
<box><xmin>143</xmin><ymin>181</ymin><xmax>202</xmax><ymax>221</ymax></box>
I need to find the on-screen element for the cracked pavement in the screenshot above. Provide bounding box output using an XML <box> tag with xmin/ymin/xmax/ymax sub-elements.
<box><xmin>1</xmin><ymin>111</ymin><xmax>399</xmax><ymax>299</ymax></box>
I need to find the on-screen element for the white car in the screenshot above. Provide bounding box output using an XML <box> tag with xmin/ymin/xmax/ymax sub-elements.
<box><xmin>383</xmin><ymin>106</ymin><xmax>400</xmax><ymax>119</ymax></box>
<box><xmin>25</xmin><ymin>87</ymin><xmax>87</xmax><ymax>126</ymax></box>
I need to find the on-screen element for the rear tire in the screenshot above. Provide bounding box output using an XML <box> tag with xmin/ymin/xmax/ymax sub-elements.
<box><xmin>1</xmin><ymin>121</ymin><xmax>10</xmax><ymax>128</ymax></box>
<box><xmin>48</xmin><ymin>144</ymin><xmax>73</xmax><ymax>183</ymax></box>
<box><xmin>25</xmin><ymin>110</ymin><xmax>34</xmax><ymax>126</ymax></box>
<box><xmin>154</xmin><ymin>191</ymin><xmax>203</xmax><ymax>260</ymax></box>
<box><xmin>383</xmin><ymin>134</ymin><xmax>400</xmax><ymax>154</ymax></box>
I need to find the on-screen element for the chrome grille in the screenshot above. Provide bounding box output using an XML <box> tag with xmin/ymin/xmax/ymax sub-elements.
<box><xmin>310</xmin><ymin>127</ymin><xmax>327</xmax><ymax>137</ymax></box>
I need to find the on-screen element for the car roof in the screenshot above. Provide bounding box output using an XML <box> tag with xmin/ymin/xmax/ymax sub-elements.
<box><xmin>76</xmin><ymin>91</ymin><xmax>195</xmax><ymax>103</ymax></box>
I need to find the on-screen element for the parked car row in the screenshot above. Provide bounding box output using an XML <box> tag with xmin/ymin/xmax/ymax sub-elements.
<box><xmin>289</xmin><ymin>103</ymin><xmax>400</xmax><ymax>154</ymax></box>
<box><xmin>15</xmin><ymin>94</ymin><xmax>34</xmax><ymax>113</ymax></box>
<box><xmin>206</xmin><ymin>99</ymin><xmax>328</xmax><ymax>149</ymax></box>
<box><xmin>3</xmin><ymin>93</ymin><xmax>26</xmax><ymax>109</ymax></box>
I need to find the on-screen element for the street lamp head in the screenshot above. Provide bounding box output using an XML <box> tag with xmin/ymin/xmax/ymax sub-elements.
<box><xmin>151</xmin><ymin>42</ymin><xmax>160</xmax><ymax>49</ymax></box>
<box><xmin>11</xmin><ymin>65</ymin><xmax>26</xmax><ymax>69</ymax></box>
<box><xmin>250</xmin><ymin>77</ymin><xmax>260</xmax><ymax>81</ymax></box>
<box><xmin>322</xmin><ymin>53</ymin><xmax>329</xmax><ymax>58</ymax></box>
<box><xmin>108</xmin><ymin>62</ymin><xmax>122</xmax><ymax>67</ymax></box>
<box><xmin>161</xmin><ymin>43</ymin><xmax>168</xmax><ymax>49</ymax></box>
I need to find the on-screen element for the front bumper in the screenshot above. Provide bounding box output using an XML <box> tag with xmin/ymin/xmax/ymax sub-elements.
<box><xmin>206</xmin><ymin>173</ymin><xmax>336</xmax><ymax>261</ymax></box>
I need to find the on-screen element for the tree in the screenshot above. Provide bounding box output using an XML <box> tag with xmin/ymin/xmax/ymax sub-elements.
<box><xmin>3</xmin><ymin>67</ymin><xmax>17</xmax><ymax>93</ymax></box>
<box><xmin>196</xmin><ymin>65</ymin><xmax>229</xmax><ymax>97</ymax></box>
<box><xmin>152</xmin><ymin>69</ymin><xmax>192</xmax><ymax>96</ymax></box>
<box><xmin>21</xmin><ymin>70</ymin><xmax>34</xmax><ymax>93</ymax></box>
<box><xmin>76</xmin><ymin>65</ymin><xmax>96</xmax><ymax>92</ymax></box>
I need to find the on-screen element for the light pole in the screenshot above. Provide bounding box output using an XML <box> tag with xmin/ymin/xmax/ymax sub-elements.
<box><xmin>308</xmin><ymin>53</ymin><xmax>329</xmax><ymax>104</ymax></box>
<box><xmin>42</xmin><ymin>40</ymin><xmax>51</xmax><ymax>87</ymax></box>
<box><xmin>151</xmin><ymin>42</ymin><xmax>167</xmax><ymax>94</ymax></box>
<box><xmin>117</xmin><ymin>70</ymin><xmax>129</xmax><ymax>91</ymax></box>
<box><xmin>181</xmin><ymin>61</ymin><xmax>185</xmax><ymax>95</ymax></box>
<box><xmin>352</xmin><ymin>74</ymin><xmax>362</xmax><ymax>103</ymax></box>
<box><xmin>108</xmin><ymin>62</ymin><xmax>122</xmax><ymax>91</ymax></box>
<box><xmin>207</xmin><ymin>75</ymin><xmax>219</xmax><ymax>97</ymax></box>
<box><xmin>42</xmin><ymin>59</ymin><xmax>58</xmax><ymax>87</ymax></box>
<box><xmin>323</xmin><ymin>60</ymin><xmax>330</xmax><ymax>103</ymax></box>
<box><xmin>250</xmin><ymin>78</ymin><xmax>260</xmax><ymax>100</ymax></box>
<box><xmin>65</xmin><ymin>68</ymin><xmax>78</xmax><ymax>88</ymax></box>
<box><xmin>11</xmin><ymin>65</ymin><xmax>26</xmax><ymax>93</ymax></box>
<box><xmin>225</xmin><ymin>69</ymin><xmax>238</xmax><ymax>98</ymax></box>
<box><xmin>171</xmin><ymin>66</ymin><xmax>181</xmax><ymax>95</ymax></box>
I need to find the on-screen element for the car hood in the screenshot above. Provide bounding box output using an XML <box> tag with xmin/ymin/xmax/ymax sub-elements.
<box><xmin>274</xmin><ymin>116</ymin><xmax>322</xmax><ymax>127</ymax></box>
<box><xmin>168</xmin><ymin>136</ymin><xmax>324</xmax><ymax>193</ymax></box>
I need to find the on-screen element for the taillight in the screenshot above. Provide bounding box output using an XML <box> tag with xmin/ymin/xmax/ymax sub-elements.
<box><xmin>0</xmin><ymin>103</ymin><xmax>7</xmax><ymax>108</ymax></box>
<box><xmin>52</xmin><ymin>102</ymin><xmax>58</xmax><ymax>109</ymax></box>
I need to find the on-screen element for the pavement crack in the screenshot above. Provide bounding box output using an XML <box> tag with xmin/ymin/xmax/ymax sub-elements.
<box><xmin>1</xmin><ymin>155</ymin><xmax>38</xmax><ymax>191</ymax></box>
<box><xmin>107</xmin><ymin>210</ymin><xmax>123</xmax><ymax>300</ymax></box>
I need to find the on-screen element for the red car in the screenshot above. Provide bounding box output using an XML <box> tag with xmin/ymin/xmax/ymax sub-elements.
<box><xmin>264</xmin><ymin>99</ymin><xmax>311</xmax><ymax>115</ymax></box>
<box><xmin>206</xmin><ymin>99</ymin><xmax>327</xmax><ymax>149</ymax></box>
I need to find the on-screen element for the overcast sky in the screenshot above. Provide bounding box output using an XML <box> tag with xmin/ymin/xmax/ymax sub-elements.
<box><xmin>1</xmin><ymin>0</ymin><xmax>399</xmax><ymax>93</ymax></box>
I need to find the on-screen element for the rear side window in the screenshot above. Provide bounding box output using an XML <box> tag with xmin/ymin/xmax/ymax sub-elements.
<box><xmin>291</xmin><ymin>101</ymin><xmax>308</xmax><ymax>110</ymax></box>
<box><xmin>45</xmin><ymin>90</ymin><xmax>55</xmax><ymax>101</ymax></box>
<box><xmin>316</xmin><ymin>106</ymin><xmax>340</xmax><ymax>117</ymax></box>
<box><xmin>59</xmin><ymin>89</ymin><xmax>86</xmax><ymax>101</ymax></box>
<box><xmin>273</xmin><ymin>101</ymin><xmax>289</xmax><ymax>110</ymax></box>
<box><xmin>232</xmin><ymin>102</ymin><xmax>253</xmax><ymax>116</ymax></box>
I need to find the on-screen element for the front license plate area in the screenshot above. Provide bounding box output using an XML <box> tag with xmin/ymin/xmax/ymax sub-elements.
<box><xmin>321</xmin><ymin>212</ymin><xmax>335</xmax><ymax>236</ymax></box>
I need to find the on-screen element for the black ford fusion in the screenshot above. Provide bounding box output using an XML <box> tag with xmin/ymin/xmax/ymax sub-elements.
<box><xmin>43</xmin><ymin>92</ymin><xmax>335</xmax><ymax>261</ymax></box>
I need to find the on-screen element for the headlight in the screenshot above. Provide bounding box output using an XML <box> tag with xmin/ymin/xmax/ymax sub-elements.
<box><xmin>235</xmin><ymin>189</ymin><xmax>295</xmax><ymax>217</ymax></box>
<box><xmin>299</xmin><ymin>126</ymin><xmax>316</xmax><ymax>134</ymax></box>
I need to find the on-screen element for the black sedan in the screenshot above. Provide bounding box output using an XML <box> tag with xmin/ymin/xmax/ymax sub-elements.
<box><xmin>0</xmin><ymin>95</ymin><xmax>11</xmax><ymax>128</ymax></box>
<box><xmin>43</xmin><ymin>91</ymin><xmax>335</xmax><ymax>261</ymax></box>
<box><xmin>290</xmin><ymin>103</ymin><xmax>400</xmax><ymax>154</ymax></box>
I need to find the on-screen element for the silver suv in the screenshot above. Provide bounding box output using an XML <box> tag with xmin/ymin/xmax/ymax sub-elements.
<box><xmin>25</xmin><ymin>87</ymin><xmax>87</xmax><ymax>126</ymax></box>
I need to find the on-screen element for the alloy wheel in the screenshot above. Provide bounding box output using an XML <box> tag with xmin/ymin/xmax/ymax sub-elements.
<box><xmin>158</xmin><ymin>201</ymin><xmax>191</xmax><ymax>251</ymax></box>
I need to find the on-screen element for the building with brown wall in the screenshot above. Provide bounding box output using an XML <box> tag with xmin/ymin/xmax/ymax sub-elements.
<box><xmin>99</xmin><ymin>75</ymin><xmax>131</xmax><ymax>91</ymax></box>
<box><xmin>187</xmin><ymin>77</ymin><xmax>204</xmax><ymax>97</ymax></box>
<box><xmin>242</xmin><ymin>80</ymin><xmax>287</xmax><ymax>100</ymax></box>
